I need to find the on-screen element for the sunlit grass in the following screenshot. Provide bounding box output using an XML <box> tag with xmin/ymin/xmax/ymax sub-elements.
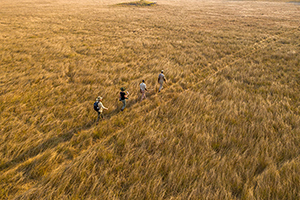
<box><xmin>0</xmin><ymin>0</ymin><xmax>299</xmax><ymax>199</ymax></box>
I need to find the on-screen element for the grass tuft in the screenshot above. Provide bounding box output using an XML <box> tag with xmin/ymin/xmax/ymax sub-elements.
<box><xmin>117</xmin><ymin>0</ymin><xmax>157</xmax><ymax>7</ymax></box>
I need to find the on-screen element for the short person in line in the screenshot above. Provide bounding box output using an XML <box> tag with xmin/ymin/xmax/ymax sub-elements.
<box><xmin>94</xmin><ymin>96</ymin><xmax>108</xmax><ymax>123</ymax></box>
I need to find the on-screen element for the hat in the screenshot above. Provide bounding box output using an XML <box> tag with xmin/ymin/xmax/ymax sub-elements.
<box><xmin>161</xmin><ymin>70</ymin><xmax>164</xmax><ymax>73</ymax></box>
<box><xmin>96</xmin><ymin>96</ymin><xmax>102</xmax><ymax>101</ymax></box>
<box><xmin>120</xmin><ymin>87</ymin><xmax>125</xmax><ymax>91</ymax></box>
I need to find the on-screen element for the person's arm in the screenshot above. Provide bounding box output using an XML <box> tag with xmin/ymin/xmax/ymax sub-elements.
<box><xmin>102</xmin><ymin>103</ymin><xmax>108</xmax><ymax>110</ymax></box>
<box><xmin>99</xmin><ymin>102</ymin><xmax>108</xmax><ymax>110</ymax></box>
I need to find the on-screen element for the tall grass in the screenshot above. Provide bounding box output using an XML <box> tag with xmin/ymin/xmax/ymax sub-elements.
<box><xmin>0</xmin><ymin>0</ymin><xmax>299</xmax><ymax>199</ymax></box>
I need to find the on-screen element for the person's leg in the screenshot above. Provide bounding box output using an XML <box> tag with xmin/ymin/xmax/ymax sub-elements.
<box><xmin>159</xmin><ymin>82</ymin><xmax>163</xmax><ymax>92</ymax></box>
<box><xmin>100</xmin><ymin>112</ymin><xmax>104</xmax><ymax>119</ymax></box>
<box><xmin>141</xmin><ymin>90</ymin><xmax>145</xmax><ymax>101</ymax></box>
<box><xmin>96</xmin><ymin>111</ymin><xmax>100</xmax><ymax>122</ymax></box>
<box><xmin>121</xmin><ymin>100</ymin><xmax>126</xmax><ymax>111</ymax></box>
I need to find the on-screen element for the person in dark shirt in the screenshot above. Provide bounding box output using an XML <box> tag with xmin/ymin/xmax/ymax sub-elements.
<box><xmin>119</xmin><ymin>87</ymin><xmax>129</xmax><ymax>111</ymax></box>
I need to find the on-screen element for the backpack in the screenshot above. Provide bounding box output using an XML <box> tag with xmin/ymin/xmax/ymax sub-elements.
<box><xmin>94</xmin><ymin>101</ymin><xmax>99</xmax><ymax>111</ymax></box>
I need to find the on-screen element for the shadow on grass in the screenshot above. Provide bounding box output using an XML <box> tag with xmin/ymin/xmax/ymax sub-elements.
<box><xmin>0</xmin><ymin>120</ymin><xmax>95</xmax><ymax>171</ymax></box>
<box><xmin>116</xmin><ymin>0</ymin><xmax>157</xmax><ymax>7</ymax></box>
<box><xmin>105</xmin><ymin>96</ymin><xmax>141</xmax><ymax>119</ymax></box>
<box><xmin>106</xmin><ymin>88</ymin><xmax>161</xmax><ymax>117</ymax></box>
<box><xmin>1</xmin><ymin>86</ymin><xmax>174</xmax><ymax>171</ymax></box>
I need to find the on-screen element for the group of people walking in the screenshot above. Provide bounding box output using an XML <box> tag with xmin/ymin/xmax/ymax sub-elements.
<box><xmin>94</xmin><ymin>70</ymin><xmax>167</xmax><ymax>123</ymax></box>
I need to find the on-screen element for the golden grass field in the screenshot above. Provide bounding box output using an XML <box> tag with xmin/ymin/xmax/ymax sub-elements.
<box><xmin>0</xmin><ymin>0</ymin><xmax>299</xmax><ymax>199</ymax></box>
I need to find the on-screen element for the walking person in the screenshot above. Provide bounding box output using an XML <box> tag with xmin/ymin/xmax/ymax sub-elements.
<box><xmin>94</xmin><ymin>96</ymin><xmax>108</xmax><ymax>124</ymax></box>
<box><xmin>158</xmin><ymin>70</ymin><xmax>167</xmax><ymax>92</ymax></box>
<box><xmin>140</xmin><ymin>80</ymin><xmax>147</xmax><ymax>101</ymax></box>
<box><xmin>119</xmin><ymin>87</ymin><xmax>129</xmax><ymax>111</ymax></box>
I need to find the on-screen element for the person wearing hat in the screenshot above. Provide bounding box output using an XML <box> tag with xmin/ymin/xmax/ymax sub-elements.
<box><xmin>139</xmin><ymin>80</ymin><xmax>147</xmax><ymax>101</ymax></box>
<box><xmin>94</xmin><ymin>96</ymin><xmax>108</xmax><ymax>123</ymax></box>
<box><xmin>158</xmin><ymin>70</ymin><xmax>167</xmax><ymax>92</ymax></box>
<box><xmin>119</xmin><ymin>87</ymin><xmax>129</xmax><ymax>111</ymax></box>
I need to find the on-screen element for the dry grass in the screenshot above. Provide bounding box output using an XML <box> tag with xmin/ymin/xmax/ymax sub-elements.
<box><xmin>0</xmin><ymin>0</ymin><xmax>299</xmax><ymax>199</ymax></box>
<box><xmin>117</xmin><ymin>0</ymin><xmax>157</xmax><ymax>6</ymax></box>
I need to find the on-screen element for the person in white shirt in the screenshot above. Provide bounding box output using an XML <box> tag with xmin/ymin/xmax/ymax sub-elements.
<box><xmin>95</xmin><ymin>96</ymin><xmax>108</xmax><ymax>123</ymax></box>
<box><xmin>139</xmin><ymin>80</ymin><xmax>147</xmax><ymax>101</ymax></box>
<box><xmin>158</xmin><ymin>70</ymin><xmax>166</xmax><ymax>92</ymax></box>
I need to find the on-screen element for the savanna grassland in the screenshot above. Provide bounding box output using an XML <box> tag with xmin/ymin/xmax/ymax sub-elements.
<box><xmin>0</xmin><ymin>0</ymin><xmax>300</xmax><ymax>199</ymax></box>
